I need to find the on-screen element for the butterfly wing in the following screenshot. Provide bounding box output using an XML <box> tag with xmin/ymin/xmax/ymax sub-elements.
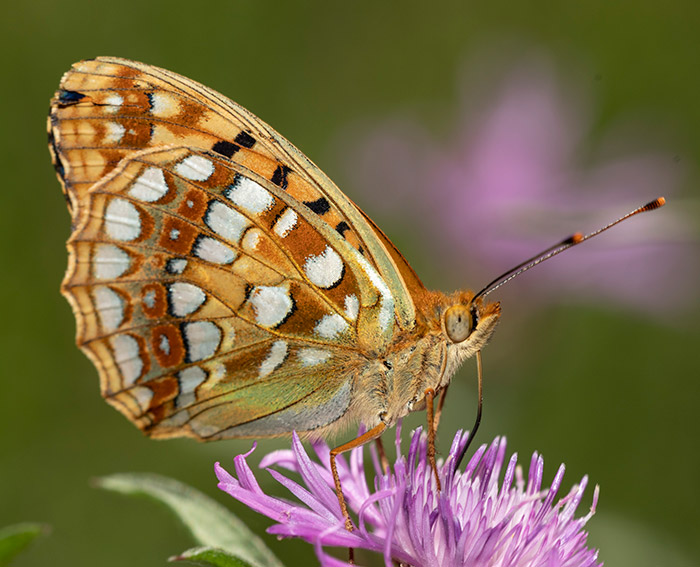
<box><xmin>49</xmin><ymin>58</ymin><xmax>428</xmax><ymax>440</ymax></box>
<box><xmin>49</xmin><ymin>57</ymin><xmax>421</xmax><ymax>329</ymax></box>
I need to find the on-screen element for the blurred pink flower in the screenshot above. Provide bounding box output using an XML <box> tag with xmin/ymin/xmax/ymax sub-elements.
<box><xmin>342</xmin><ymin>56</ymin><xmax>697</xmax><ymax>315</ymax></box>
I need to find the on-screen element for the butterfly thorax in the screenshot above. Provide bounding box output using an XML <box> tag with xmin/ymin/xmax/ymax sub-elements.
<box><xmin>350</xmin><ymin>290</ymin><xmax>501</xmax><ymax>430</ymax></box>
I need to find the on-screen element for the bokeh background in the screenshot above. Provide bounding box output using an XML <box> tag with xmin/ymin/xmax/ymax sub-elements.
<box><xmin>2</xmin><ymin>2</ymin><xmax>699</xmax><ymax>566</ymax></box>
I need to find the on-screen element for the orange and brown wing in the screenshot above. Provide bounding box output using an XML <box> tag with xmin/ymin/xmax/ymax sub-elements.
<box><xmin>49</xmin><ymin>58</ymin><xmax>419</xmax><ymax>333</ymax></box>
<box><xmin>49</xmin><ymin>58</ymin><xmax>428</xmax><ymax>439</ymax></box>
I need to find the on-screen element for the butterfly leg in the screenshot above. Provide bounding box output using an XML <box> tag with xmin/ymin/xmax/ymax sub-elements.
<box><xmin>425</xmin><ymin>388</ymin><xmax>441</xmax><ymax>491</ymax></box>
<box><xmin>330</xmin><ymin>422</ymin><xmax>387</xmax><ymax>531</ymax></box>
<box><xmin>433</xmin><ymin>383</ymin><xmax>450</xmax><ymax>430</ymax></box>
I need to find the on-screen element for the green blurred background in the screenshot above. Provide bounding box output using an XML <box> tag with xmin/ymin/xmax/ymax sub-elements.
<box><xmin>2</xmin><ymin>2</ymin><xmax>699</xmax><ymax>566</ymax></box>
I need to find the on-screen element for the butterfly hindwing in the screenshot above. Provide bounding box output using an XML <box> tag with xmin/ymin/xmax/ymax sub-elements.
<box><xmin>62</xmin><ymin>143</ymin><xmax>400</xmax><ymax>439</ymax></box>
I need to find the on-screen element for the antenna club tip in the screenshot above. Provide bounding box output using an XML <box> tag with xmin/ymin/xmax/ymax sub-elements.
<box><xmin>644</xmin><ymin>196</ymin><xmax>666</xmax><ymax>211</ymax></box>
<box><xmin>571</xmin><ymin>232</ymin><xmax>584</xmax><ymax>244</ymax></box>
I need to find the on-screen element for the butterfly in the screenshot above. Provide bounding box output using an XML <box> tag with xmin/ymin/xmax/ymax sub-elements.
<box><xmin>48</xmin><ymin>57</ymin><xmax>663</xmax><ymax>529</ymax></box>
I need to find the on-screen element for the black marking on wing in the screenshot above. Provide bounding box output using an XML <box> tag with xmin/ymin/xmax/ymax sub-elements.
<box><xmin>212</xmin><ymin>140</ymin><xmax>239</xmax><ymax>158</ymax></box>
<box><xmin>57</xmin><ymin>89</ymin><xmax>85</xmax><ymax>106</ymax></box>
<box><xmin>304</xmin><ymin>197</ymin><xmax>331</xmax><ymax>215</ymax></box>
<box><xmin>243</xmin><ymin>283</ymin><xmax>253</xmax><ymax>302</ymax></box>
<box><xmin>48</xmin><ymin>128</ymin><xmax>65</xmax><ymax>180</ymax></box>
<box><xmin>234</xmin><ymin>131</ymin><xmax>256</xmax><ymax>148</ymax></box>
<box><xmin>335</xmin><ymin>221</ymin><xmax>350</xmax><ymax>236</ymax></box>
<box><xmin>146</xmin><ymin>92</ymin><xmax>156</xmax><ymax>112</ymax></box>
<box><xmin>271</xmin><ymin>165</ymin><xmax>291</xmax><ymax>189</ymax></box>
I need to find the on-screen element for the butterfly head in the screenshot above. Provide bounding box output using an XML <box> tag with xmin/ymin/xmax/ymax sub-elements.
<box><xmin>440</xmin><ymin>291</ymin><xmax>501</xmax><ymax>362</ymax></box>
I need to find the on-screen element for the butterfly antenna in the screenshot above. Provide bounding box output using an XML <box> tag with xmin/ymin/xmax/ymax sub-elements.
<box><xmin>454</xmin><ymin>198</ymin><xmax>665</xmax><ymax>471</ymax></box>
<box><xmin>472</xmin><ymin>197</ymin><xmax>666</xmax><ymax>302</ymax></box>
<box><xmin>455</xmin><ymin>350</ymin><xmax>483</xmax><ymax>470</ymax></box>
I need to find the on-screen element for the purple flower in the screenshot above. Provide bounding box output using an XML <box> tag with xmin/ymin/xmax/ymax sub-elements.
<box><xmin>215</xmin><ymin>427</ymin><xmax>601</xmax><ymax>566</ymax></box>
<box><xmin>342</xmin><ymin>55</ymin><xmax>697</xmax><ymax>315</ymax></box>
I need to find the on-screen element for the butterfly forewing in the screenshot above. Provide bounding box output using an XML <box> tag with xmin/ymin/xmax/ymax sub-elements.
<box><xmin>49</xmin><ymin>57</ymin><xmax>419</xmax><ymax>331</ymax></box>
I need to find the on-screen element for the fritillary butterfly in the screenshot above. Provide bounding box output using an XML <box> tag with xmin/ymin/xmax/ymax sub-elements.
<box><xmin>48</xmin><ymin>58</ymin><xmax>663</xmax><ymax>528</ymax></box>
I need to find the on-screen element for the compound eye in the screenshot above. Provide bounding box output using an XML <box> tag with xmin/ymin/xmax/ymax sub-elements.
<box><xmin>444</xmin><ymin>304</ymin><xmax>473</xmax><ymax>343</ymax></box>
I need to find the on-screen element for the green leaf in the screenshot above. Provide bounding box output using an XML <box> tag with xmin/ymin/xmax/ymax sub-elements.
<box><xmin>0</xmin><ymin>523</ymin><xmax>48</xmax><ymax>566</ymax></box>
<box><xmin>170</xmin><ymin>546</ymin><xmax>255</xmax><ymax>567</ymax></box>
<box><xmin>96</xmin><ymin>473</ymin><xmax>283</xmax><ymax>567</ymax></box>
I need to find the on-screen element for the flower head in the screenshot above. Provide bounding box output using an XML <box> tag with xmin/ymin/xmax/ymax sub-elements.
<box><xmin>215</xmin><ymin>427</ymin><xmax>601</xmax><ymax>567</ymax></box>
